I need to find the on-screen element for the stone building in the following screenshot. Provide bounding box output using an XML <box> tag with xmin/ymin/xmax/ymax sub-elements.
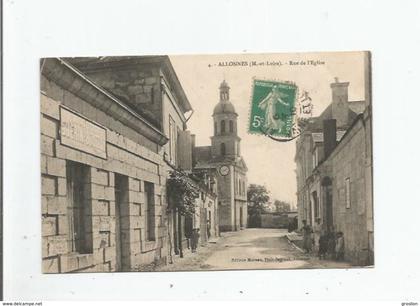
<box><xmin>190</xmin><ymin>171</ymin><xmax>219</xmax><ymax>244</ymax></box>
<box><xmin>295</xmin><ymin>70</ymin><xmax>373</xmax><ymax>265</ymax></box>
<box><xmin>40</xmin><ymin>56</ymin><xmax>196</xmax><ymax>273</ymax></box>
<box><xmin>193</xmin><ymin>81</ymin><xmax>248</xmax><ymax>232</ymax></box>
<box><xmin>167</xmin><ymin>130</ymin><xmax>219</xmax><ymax>257</ymax></box>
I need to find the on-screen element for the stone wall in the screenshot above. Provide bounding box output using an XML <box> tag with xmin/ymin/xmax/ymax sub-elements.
<box><xmin>41</xmin><ymin>73</ymin><xmax>159</xmax><ymax>153</ymax></box>
<box><xmin>259</xmin><ymin>213</ymin><xmax>289</xmax><ymax>229</ymax></box>
<box><xmin>41</xmin><ymin>74</ymin><xmax>167</xmax><ymax>273</ymax></box>
<box><xmin>69</xmin><ymin>62</ymin><xmax>163</xmax><ymax>130</ymax></box>
<box><xmin>234</xmin><ymin>166</ymin><xmax>247</xmax><ymax>230</ymax></box>
<box><xmin>330</xmin><ymin>115</ymin><xmax>372</xmax><ymax>265</ymax></box>
<box><xmin>295</xmin><ymin>133</ymin><xmax>313</xmax><ymax>228</ymax></box>
<box><xmin>198</xmin><ymin>193</ymin><xmax>218</xmax><ymax>240</ymax></box>
<box><xmin>217</xmin><ymin>171</ymin><xmax>233</xmax><ymax>231</ymax></box>
<box><xmin>234</xmin><ymin>200</ymin><xmax>248</xmax><ymax>229</ymax></box>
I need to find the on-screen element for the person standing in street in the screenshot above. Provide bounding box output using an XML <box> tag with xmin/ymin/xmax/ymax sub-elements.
<box><xmin>318</xmin><ymin>229</ymin><xmax>328</xmax><ymax>259</ymax></box>
<box><xmin>301</xmin><ymin>220</ymin><xmax>313</xmax><ymax>253</ymax></box>
<box><xmin>335</xmin><ymin>231</ymin><xmax>345</xmax><ymax>261</ymax></box>
<box><xmin>191</xmin><ymin>228</ymin><xmax>200</xmax><ymax>253</ymax></box>
<box><xmin>206</xmin><ymin>220</ymin><xmax>211</xmax><ymax>240</ymax></box>
<box><xmin>327</xmin><ymin>227</ymin><xmax>337</xmax><ymax>260</ymax></box>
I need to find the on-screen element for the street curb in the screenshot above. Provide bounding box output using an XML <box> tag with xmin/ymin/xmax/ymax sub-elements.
<box><xmin>286</xmin><ymin>234</ymin><xmax>305</xmax><ymax>253</ymax></box>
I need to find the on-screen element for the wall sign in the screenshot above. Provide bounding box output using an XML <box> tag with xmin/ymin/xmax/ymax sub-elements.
<box><xmin>60</xmin><ymin>107</ymin><xmax>107</xmax><ymax>159</ymax></box>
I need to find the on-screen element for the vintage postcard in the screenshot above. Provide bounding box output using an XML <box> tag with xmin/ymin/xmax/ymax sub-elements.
<box><xmin>40</xmin><ymin>51</ymin><xmax>373</xmax><ymax>273</ymax></box>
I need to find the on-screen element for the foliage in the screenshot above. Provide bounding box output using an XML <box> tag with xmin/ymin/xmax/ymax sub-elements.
<box><xmin>273</xmin><ymin>200</ymin><xmax>291</xmax><ymax>213</ymax></box>
<box><xmin>166</xmin><ymin>169</ymin><xmax>200</xmax><ymax>217</ymax></box>
<box><xmin>247</xmin><ymin>184</ymin><xmax>270</xmax><ymax>216</ymax></box>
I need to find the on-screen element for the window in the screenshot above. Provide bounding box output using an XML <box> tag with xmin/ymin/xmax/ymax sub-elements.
<box><xmin>208</xmin><ymin>210</ymin><xmax>212</xmax><ymax>233</ymax></box>
<box><xmin>168</xmin><ymin>116</ymin><xmax>177</xmax><ymax>164</ymax></box>
<box><xmin>214</xmin><ymin>122</ymin><xmax>217</xmax><ymax>135</ymax></box>
<box><xmin>345</xmin><ymin>177</ymin><xmax>351</xmax><ymax>208</ymax></box>
<box><xmin>220</xmin><ymin>91</ymin><xmax>229</xmax><ymax>101</ymax></box>
<box><xmin>229</xmin><ymin>120</ymin><xmax>233</xmax><ymax>133</ymax></box>
<box><xmin>312</xmin><ymin>148</ymin><xmax>318</xmax><ymax>169</ymax></box>
<box><xmin>312</xmin><ymin>191</ymin><xmax>319</xmax><ymax>219</ymax></box>
<box><xmin>168</xmin><ymin>116</ymin><xmax>173</xmax><ymax>161</ymax></box>
<box><xmin>66</xmin><ymin>161</ymin><xmax>93</xmax><ymax>254</ymax></box>
<box><xmin>221</xmin><ymin>143</ymin><xmax>226</xmax><ymax>155</ymax></box>
<box><xmin>144</xmin><ymin>182</ymin><xmax>155</xmax><ymax>241</ymax></box>
<box><xmin>221</xmin><ymin>120</ymin><xmax>226</xmax><ymax>134</ymax></box>
<box><xmin>237</xmin><ymin>178</ymin><xmax>240</xmax><ymax>195</ymax></box>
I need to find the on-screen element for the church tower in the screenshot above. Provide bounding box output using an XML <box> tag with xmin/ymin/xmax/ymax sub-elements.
<box><xmin>211</xmin><ymin>80</ymin><xmax>241</xmax><ymax>158</ymax></box>
<box><xmin>192</xmin><ymin>80</ymin><xmax>248</xmax><ymax>232</ymax></box>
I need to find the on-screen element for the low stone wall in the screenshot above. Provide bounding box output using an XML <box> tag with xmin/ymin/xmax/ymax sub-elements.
<box><xmin>260</xmin><ymin>214</ymin><xmax>289</xmax><ymax>228</ymax></box>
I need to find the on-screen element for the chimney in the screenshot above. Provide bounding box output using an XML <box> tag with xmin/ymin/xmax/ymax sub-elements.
<box><xmin>331</xmin><ymin>78</ymin><xmax>350</xmax><ymax>127</ymax></box>
<box><xmin>323</xmin><ymin>119</ymin><xmax>337</xmax><ymax>158</ymax></box>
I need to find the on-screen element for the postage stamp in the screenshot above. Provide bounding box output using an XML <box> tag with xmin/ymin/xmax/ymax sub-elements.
<box><xmin>249</xmin><ymin>79</ymin><xmax>298</xmax><ymax>138</ymax></box>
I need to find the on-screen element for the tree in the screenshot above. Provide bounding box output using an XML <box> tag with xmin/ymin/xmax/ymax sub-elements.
<box><xmin>166</xmin><ymin>169</ymin><xmax>199</xmax><ymax>217</ymax></box>
<box><xmin>247</xmin><ymin>184</ymin><xmax>270</xmax><ymax>216</ymax></box>
<box><xmin>273</xmin><ymin>200</ymin><xmax>291</xmax><ymax>213</ymax></box>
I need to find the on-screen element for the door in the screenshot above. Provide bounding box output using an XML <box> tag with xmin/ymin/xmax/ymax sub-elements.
<box><xmin>326</xmin><ymin>187</ymin><xmax>333</xmax><ymax>229</ymax></box>
<box><xmin>322</xmin><ymin>177</ymin><xmax>333</xmax><ymax>231</ymax></box>
<box><xmin>200</xmin><ymin>208</ymin><xmax>207</xmax><ymax>243</ymax></box>
<box><xmin>114</xmin><ymin>174</ymin><xmax>128</xmax><ymax>271</ymax></box>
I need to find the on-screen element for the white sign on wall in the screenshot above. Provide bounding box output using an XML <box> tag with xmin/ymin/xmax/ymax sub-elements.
<box><xmin>60</xmin><ymin>107</ymin><xmax>107</xmax><ymax>159</ymax></box>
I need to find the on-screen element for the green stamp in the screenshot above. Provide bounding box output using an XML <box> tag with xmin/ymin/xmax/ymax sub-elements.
<box><xmin>249</xmin><ymin>79</ymin><xmax>298</xmax><ymax>138</ymax></box>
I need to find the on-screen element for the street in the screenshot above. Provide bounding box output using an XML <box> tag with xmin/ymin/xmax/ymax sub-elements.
<box><xmin>156</xmin><ymin>228</ymin><xmax>352</xmax><ymax>272</ymax></box>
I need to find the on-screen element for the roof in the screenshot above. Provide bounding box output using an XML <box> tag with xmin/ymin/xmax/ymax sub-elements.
<box><xmin>220</xmin><ymin>80</ymin><xmax>230</xmax><ymax>89</ymax></box>
<box><xmin>193</xmin><ymin>146</ymin><xmax>248</xmax><ymax>171</ymax></box>
<box><xmin>305</xmin><ymin>101</ymin><xmax>363</xmax><ymax>131</ymax></box>
<box><xmin>311</xmin><ymin>130</ymin><xmax>346</xmax><ymax>143</ymax></box>
<box><xmin>213</xmin><ymin>101</ymin><xmax>237</xmax><ymax>115</ymax></box>
<box><xmin>42</xmin><ymin>58</ymin><xmax>168</xmax><ymax>146</ymax></box>
<box><xmin>65</xmin><ymin>56</ymin><xmax>192</xmax><ymax>113</ymax></box>
<box><xmin>194</xmin><ymin>146</ymin><xmax>212</xmax><ymax>163</ymax></box>
<box><xmin>348</xmin><ymin>100</ymin><xmax>366</xmax><ymax>114</ymax></box>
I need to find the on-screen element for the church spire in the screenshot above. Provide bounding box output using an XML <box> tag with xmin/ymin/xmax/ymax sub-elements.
<box><xmin>219</xmin><ymin>80</ymin><xmax>230</xmax><ymax>101</ymax></box>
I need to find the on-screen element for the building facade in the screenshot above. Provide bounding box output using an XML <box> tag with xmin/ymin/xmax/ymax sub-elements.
<box><xmin>194</xmin><ymin>81</ymin><xmax>248</xmax><ymax>232</ymax></box>
<box><xmin>295</xmin><ymin>73</ymin><xmax>373</xmax><ymax>265</ymax></box>
<box><xmin>40</xmin><ymin>56</ymin><xmax>215</xmax><ymax>273</ymax></box>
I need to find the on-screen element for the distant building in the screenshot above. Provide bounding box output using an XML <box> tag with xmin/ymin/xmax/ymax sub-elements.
<box><xmin>295</xmin><ymin>71</ymin><xmax>373</xmax><ymax>265</ymax></box>
<box><xmin>194</xmin><ymin>81</ymin><xmax>248</xmax><ymax>231</ymax></box>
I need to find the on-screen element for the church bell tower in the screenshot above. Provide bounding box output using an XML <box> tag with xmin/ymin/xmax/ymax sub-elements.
<box><xmin>211</xmin><ymin>80</ymin><xmax>241</xmax><ymax>158</ymax></box>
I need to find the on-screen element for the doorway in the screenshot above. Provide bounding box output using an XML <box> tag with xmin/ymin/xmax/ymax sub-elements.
<box><xmin>322</xmin><ymin>177</ymin><xmax>333</xmax><ymax>231</ymax></box>
<box><xmin>114</xmin><ymin>173</ymin><xmax>128</xmax><ymax>271</ymax></box>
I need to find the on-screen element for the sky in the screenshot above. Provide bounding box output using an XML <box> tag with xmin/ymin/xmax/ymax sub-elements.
<box><xmin>170</xmin><ymin>52</ymin><xmax>366</xmax><ymax>206</ymax></box>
